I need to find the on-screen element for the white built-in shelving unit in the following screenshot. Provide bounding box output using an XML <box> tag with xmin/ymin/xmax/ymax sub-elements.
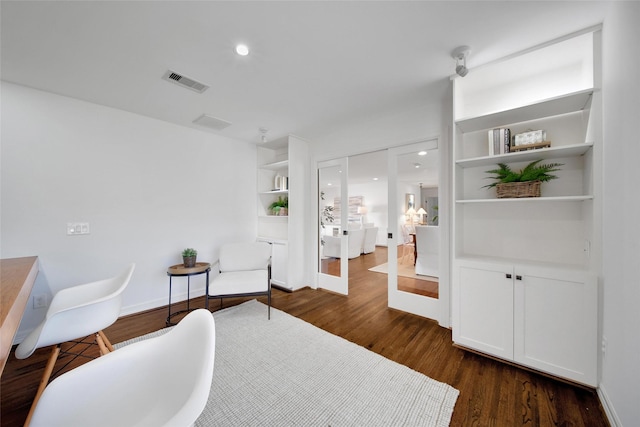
<box><xmin>257</xmin><ymin>135</ymin><xmax>308</xmax><ymax>291</ymax></box>
<box><xmin>451</xmin><ymin>29</ymin><xmax>602</xmax><ymax>387</ymax></box>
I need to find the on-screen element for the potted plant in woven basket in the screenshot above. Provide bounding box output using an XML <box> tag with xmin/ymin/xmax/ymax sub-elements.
<box><xmin>484</xmin><ymin>160</ymin><xmax>563</xmax><ymax>198</ymax></box>
<box><xmin>182</xmin><ymin>248</ymin><xmax>198</xmax><ymax>268</ymax></box>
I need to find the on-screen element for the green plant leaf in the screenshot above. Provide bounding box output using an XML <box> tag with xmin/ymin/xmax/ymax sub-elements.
<box><xmin>483</xmin><ymin>160</ymin><xmax>563</xmax><ymax>188</ymax></box>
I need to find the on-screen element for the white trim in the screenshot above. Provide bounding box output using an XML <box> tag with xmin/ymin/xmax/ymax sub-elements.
<box><xmin>597</xmin><ymin>385</ymin><xmax>621</xmax><ymax>427</ymax></box>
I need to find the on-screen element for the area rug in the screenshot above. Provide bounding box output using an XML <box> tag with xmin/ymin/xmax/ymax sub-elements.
<box><xmin>116</xmin><ymin>300</ymin><xmax>459</xmax><ymax>426</ymax></box>
<box><xmin>369</xmin><ymin>262</ymin><xmax>439</xmax><ymax>282</ymax></box>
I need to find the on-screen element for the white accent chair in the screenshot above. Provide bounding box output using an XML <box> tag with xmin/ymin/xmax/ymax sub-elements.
<box><xmin>206</xmin><ymin>242</ymin><xmax>272</xmax><ymax>319</ymax></box>
<box><xmin>415</xmin><ymin>225</ymin><xmax>439</xmax><ymax>277</ymax></box>
<box><xmin>362</xmin><ymin>227</ymin><xmax>378</xmax><ymax>254</ymax></box>
<box><xmin>28</xmin><ymin>309</ymin><xmax>216</xmax><ymax>427</ymax></box>
<box><xmin>16</xmin><ymin>263</ymin><xmax>136</xmax><ymax>425</ymax></box>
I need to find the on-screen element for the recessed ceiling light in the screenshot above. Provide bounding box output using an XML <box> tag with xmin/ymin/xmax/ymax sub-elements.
<box><xmin>414</xmin><ymin>163</ymin><xmax>421</xmax><ymax>168</ymax></box>
<box><xmin>373</xmin><ymin>177</ymin><xmax>379</xmax><ymax>181</ymax></box>
<box><xmin>418</xmin><ymin>151</ymin><xmax>427</xmax><ymax>156</ymax></box>
<box><xmin>327</xmin><ymin>183</ymin><xmax>333</xmax><ymax>186</ymax></box>
<box><xmin>235</xmin><ymin>44</ymin><xmax>249</xmax><ymax>56</ymax></box>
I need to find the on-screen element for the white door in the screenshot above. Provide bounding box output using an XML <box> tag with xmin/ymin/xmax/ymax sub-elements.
<box><xmin>513</xmin><ymin>267</ymin><xmax>597</xmax><ymax>386</ymax></box>
<box><xmin>317</xmin><ymin>158</ymin><xmax>349</xmax><ymax>294</ymax></box>
<box><xmin>452</xmin><ymin>260</ymin><xmax>514</xmax><ymax>360</ymax></box>
<box><xmin>387</xmin><ymin>141</ymin><xmax>443</xmax><ymax>322</ymax></box>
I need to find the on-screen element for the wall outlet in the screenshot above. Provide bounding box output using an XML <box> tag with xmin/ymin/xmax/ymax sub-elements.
<box><xmin>33</xmin><ymin>294</ymin><xmax>48</xmax><ymax>309</ymax></box>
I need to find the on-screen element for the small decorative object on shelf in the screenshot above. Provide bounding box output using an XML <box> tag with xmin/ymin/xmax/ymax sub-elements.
<box><xmin>512</xmin><ymin>129</ymin><xmax>550</xmax><ymax>152</ymax></box>
<box><xmin>487</xmin><ymin>128</ymin><xmax>511</xmax><ymax>155</ymax></box>
<box><xmin>181</xmin><ymin>248</ymin><xmax>198</xmax><ymax>268</ymax></box>
<box><xmin>484</xmin><ymin>160</ymin><xmax>563</xmax><ymax>198</ymax></box>
<box><xmin>269</xmin><ymin>196</ymin><xmax>288</xmax><ymax>216</ymax></box>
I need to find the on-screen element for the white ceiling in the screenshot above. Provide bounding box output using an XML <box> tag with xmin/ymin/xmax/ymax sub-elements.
<box><xmin>1</xmin><ymin>1</ymin><xmax>609</xmax><ymax>148</ymax></box>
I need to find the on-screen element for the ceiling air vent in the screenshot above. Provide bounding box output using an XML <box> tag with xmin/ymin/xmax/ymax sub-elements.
<box><xmin>162</xmin><ymin>70</ymin><xmax>209</xmax><ymax>93</ymax></box>
<box><xmin>193</xmin><ymin>114</ymin><xmax>232</xmax><ymax>131</ymax></box>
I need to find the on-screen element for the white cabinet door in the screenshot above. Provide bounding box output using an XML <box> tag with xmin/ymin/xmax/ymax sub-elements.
<box><xmin>270</xmin><ymin>241</ymin><xmax>288</xmax><ymax>288</ymax></box>
<box><xmin>453</xmin><ymin>261</ymin><xmax>514</xmax><ymax>360</ymax></box>
<box><xmin>514</xmin><ymin>268</ymin><xmax>597</xmax><ymax>386</ymax></box>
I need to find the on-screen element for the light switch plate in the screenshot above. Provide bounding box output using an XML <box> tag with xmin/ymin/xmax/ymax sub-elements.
<box><xmin>67</xmin><ymin>222</ymin><xmax>90</xmax><ymax>235</ymax></box>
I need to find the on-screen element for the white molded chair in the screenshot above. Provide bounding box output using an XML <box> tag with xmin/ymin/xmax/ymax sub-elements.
<box><xmin>206</xmin><ymin>242</ymin><xmax>272</xmax><ymax>319</ymax></box>
<box><xmin>16</xmin><ymin>263</ymin><xmax>136</xmax><ymax>359</ymax></box>
<box><xmin>29</xmin><ymin>308</ymin><xmax>216</xmax><ymax>427</ymax></box>
<box><xmin>16</xmin><ymin>263</ymin><xmax>135</xmax><ymax>425</ymax></box>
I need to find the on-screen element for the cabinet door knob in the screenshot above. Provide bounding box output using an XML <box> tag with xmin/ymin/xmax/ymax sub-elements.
<box><xmin>506</xmin><ymin>273</ymin><xmax>512</xmax><ymax>279</ymax></box>
<box><xmin>516</xmin><ymin>275</ymin><xmax>522</xmax><ymax>281</ymax></box>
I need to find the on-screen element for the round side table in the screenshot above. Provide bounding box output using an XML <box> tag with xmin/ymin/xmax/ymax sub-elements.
<box><xmin>166</xmin><ymin>262</ymin><xmax>211</xmax><ymax>326</ymax></box>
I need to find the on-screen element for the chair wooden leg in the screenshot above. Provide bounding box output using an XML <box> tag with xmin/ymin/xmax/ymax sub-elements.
<box><xmin>24</xmin><ymin>345</ymin><xmax>61</xmax><ymax>427</ymax></box>
<box><xmin>96</xmin><ymin>330</ymin><xmax>114</xmax><ymax>355</ymax></box>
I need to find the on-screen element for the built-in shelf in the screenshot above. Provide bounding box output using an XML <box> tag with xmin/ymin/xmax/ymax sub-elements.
<box><xmin>259</xmin><ymin>190</ymin><xmax>289</xmax><ymax>195</ymax></box>
<box><xmin>456</xmin><ymin>142</ymin><xmax>593</xmax><ymax>169</ymax></box>
<box><xmin>456</xmin><ymin>195</ymin><xmax>593</xmax><ymax>204</ymax></box>
<box><xmin>455</xmin><ymin>89</ymin><xmax>594</xmax><ymax>133</ymax></box>
<box><xmin>259</xmin><ymin>160</ymin><xmax>289</xmax><ymax>170</ymax></box>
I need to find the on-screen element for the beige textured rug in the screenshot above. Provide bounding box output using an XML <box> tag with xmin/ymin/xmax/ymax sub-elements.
<box><xmin>116</xmin><ymin>300</ymin><xmax>458</xmax><ymax>426</ymax></box>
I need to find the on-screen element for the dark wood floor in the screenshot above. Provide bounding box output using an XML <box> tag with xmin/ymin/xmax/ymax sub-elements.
<box><xmin>1</xmin><ymin>247</ymin><xmax>609</xmax><ymax>426</ymax></box>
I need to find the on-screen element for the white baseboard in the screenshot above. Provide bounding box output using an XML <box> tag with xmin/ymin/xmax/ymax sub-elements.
<box><xmin>119</xmin><ymin>288</ymin><xmax>206</xmax><ymax>316</ymax></box>
<box><xmin>597</xmin><ymin>385</ymin><xmax>621</xmax><ymax>427</ymax></box>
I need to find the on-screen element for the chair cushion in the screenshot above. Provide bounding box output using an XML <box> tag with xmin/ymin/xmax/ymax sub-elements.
<box><xmin>219</xmin><ymin>242</ymin><xmax>271</xmax><ymax>272</ymax></box>
<box><xmin>209</xmin><ymin>270</ymin><xmax>268</xmax><ymax>296</ymax></box>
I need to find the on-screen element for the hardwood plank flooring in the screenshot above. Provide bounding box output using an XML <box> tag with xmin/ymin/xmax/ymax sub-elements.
<box><xmin>1</xmin><ymin>247</ymin><xmax>609</xmax><ymax>426</ymax></box>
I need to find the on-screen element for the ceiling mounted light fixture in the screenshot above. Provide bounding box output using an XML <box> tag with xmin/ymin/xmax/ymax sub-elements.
<box><xmin>235</xmin><ymin>44</ymin><xmax>249</xmax><ymax>56</ymax></box>
<box><xmin>452</xmin><ymin>45</ymin><xmax>471</xmax><ymax>77</ymax></box>
<box><xmin>418</xmin><ymin>151</ymin><xmax>427</xmax><ymax>156</ymax></box>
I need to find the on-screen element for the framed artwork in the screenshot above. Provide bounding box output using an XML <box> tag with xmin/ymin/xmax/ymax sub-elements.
<box><xmin>405</xmin><ymin>193</ymin><xmax>415</xmax><ymax>211</ymax></box>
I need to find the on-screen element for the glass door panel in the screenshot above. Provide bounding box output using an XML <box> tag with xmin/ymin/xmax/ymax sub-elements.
<box><xmin>388</xmin><ymin>140</ymin><xmax>440</xmax><ymax>320</ymax></box>
<box><xmin>318</xmin><ymin>158</ymin><xmax>348</xmax><ymax>294</ymax></box>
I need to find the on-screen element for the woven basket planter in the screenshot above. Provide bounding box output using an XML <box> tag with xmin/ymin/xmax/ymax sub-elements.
<box><xmin>496</xmin><ymin>181</ymin><xmax>541</xmax><ymax>198</ymax></box>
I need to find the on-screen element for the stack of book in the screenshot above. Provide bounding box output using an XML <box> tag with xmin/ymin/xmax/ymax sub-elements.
<box><xmin>487</xmin><ymin>128</ymin><xmax>511</xmax><ymax>156</ymax></box>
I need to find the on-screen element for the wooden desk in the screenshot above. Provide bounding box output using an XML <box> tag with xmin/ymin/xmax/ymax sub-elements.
<box><xmin>1</xmin><ymin>257</ymin><xmax>39</xmax><ymax>375</ymax></box>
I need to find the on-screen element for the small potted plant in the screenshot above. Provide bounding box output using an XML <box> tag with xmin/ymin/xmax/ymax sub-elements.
<box><xmin>182</xmin><ymin>248</ymin><xmax>198</xmax><ymax>268</ymax></box>
<box><xmin>269</xmin><ymin>196</ymin><xmax>288</xmax><ymax>216</ymax></box>
<box><xmin>484</xmin><ymin>160</ymin><xmax>563</xmax><ymax>198</ymax></box>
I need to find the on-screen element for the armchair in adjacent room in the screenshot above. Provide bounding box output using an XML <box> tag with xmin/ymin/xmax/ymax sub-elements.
<box><xmin>322</xmin><ymin>228</ymin><xmax>366</xmax><ymax>259</ymax></box>
<box><xmin>362</xmin><ymin>227</ymin><xmax>378</xmax><ymax>254</ymax></box>
<box><xmin>415</xmin><ymin>225</ymin><xmax>439</xmax><ymax>277</ymax></box>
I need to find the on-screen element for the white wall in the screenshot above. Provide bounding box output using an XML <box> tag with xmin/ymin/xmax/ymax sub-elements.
<box><xmin>600</xmin><ymin>2</ymin><xmax>640</xmax><ymax>425</ymax></box>
<box><xmin>1</xmin><ymin>82</ymin><xmax>257</xmax><ymax>341</ymax></box>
